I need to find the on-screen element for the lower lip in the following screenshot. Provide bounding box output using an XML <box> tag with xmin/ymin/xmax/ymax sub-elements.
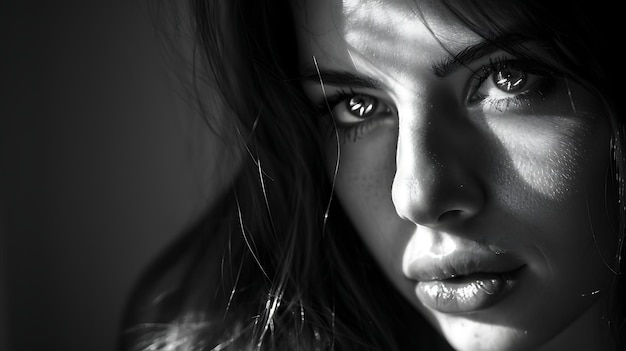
<box><xmin>415</xmin><ymin>270</ymin><xmax>521</xmax><ymax>313</ymax></box>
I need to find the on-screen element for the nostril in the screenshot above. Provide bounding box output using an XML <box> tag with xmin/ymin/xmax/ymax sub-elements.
<box><xmin>437</xmin><ymin>209</ymin><xmax>471</xmax><ymax>223</ymax></box>
<box><xmin>437</xmin><ymin>210</ymin><xmax>467</xmax><ymax>223</ymax></box>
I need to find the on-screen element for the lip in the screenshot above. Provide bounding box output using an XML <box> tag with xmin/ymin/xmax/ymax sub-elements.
<box><xmin>406</xmin><ymin>247</ymin><xmax>525</xmax><ymax>313</ymax></box>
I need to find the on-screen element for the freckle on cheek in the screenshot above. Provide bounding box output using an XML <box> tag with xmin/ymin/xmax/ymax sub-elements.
<box><xmin>338</xmin><ymin>172</ymin><xmax>391</xmax><ymax>205</ymax></box>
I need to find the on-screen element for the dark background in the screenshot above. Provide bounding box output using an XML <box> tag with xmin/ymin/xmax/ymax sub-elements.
<box><xmin>2</xmin><ymin>1</ymin><xmax>224</xmax><ymax>350</ymax></box>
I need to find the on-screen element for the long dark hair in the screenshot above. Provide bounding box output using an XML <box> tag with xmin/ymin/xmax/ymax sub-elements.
<box><xmin>120</xmin><ymin>0</ymin><xmax>625</xmax><ymax>350</ymax></box>
<box><xmin>120</xmin><ymin>0</ymin><xmax>431</xmax><ymax>349</ymax></box>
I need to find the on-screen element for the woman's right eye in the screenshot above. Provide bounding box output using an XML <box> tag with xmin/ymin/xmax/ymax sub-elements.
<box><xmin>327</xmin><ymin>92</ymin><xmax>393</xmax><ymax>127</ymax></box>
<box><xmin>345</xmin><ymin>94</ymin><xmax>378</xmax><ymax>119</ymax></box>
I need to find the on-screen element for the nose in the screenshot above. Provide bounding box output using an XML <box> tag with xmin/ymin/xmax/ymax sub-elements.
<box><xmin>391</xmin><ymin>98</ymin><xmax>485</xmax><ymax>228</ymax></box>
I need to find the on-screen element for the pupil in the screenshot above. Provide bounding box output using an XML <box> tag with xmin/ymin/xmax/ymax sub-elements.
<box><xmin>347</xmin><ymin>95</ymin><xmax>376</xmax><ymax>118</ymax></box>
<box><xmin>494</xmin><ymin>69</ymin><xmax>526</xmax><ymax>92</ymax></box>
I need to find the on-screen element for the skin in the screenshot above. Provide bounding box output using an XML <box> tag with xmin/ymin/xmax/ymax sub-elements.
<box><xmin>292</xmin><ymin>0</ymin><xmax>619</xmax><ymax>350</ymax></box>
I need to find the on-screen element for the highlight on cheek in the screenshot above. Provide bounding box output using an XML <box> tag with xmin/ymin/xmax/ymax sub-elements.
<box><xmin>484</xmin><ymin>115</ymin><xmax>591</xmax><ymax>200</ymax></box>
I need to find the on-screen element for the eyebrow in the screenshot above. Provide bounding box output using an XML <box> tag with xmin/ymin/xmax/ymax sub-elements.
<box><xmin>299</xmin><ymin>37</ymin><xmax>524</xmax><ymax>87</ymax></box>
<box><xmin>433</xmin><ymin>36</ymin><xmax>527</xmax><ymax>77</ymax></box>
<box><xmin>300</xmin><ymin>69</ymin><xmax>383</xmax><ymax>89</ymax></box>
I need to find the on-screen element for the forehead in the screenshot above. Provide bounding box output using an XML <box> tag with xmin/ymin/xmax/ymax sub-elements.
<box><xmin>292</xmin><ymin>0</ymin><xmax>484</xmax><ymax>82</ymax></box>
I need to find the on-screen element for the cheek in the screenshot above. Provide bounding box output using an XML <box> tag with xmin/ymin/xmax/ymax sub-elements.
<box><xmin>485</xmin><ymin>115</ymin><xmax>594</xmax><ymax>202</ymax></box>
<box><xmin>485</xmin><ymin>110</ymin><xmax>618</xmax><ymax>301</ymax></box>
<box><xmin>324</xmin><ymin>123</ymin><xmax>397</xmax><ymax>210</ymax></box>
<box><xmin>325</xmin><ymin>126</ymin><xmax>409</xmax><ymax>270</ymax></box>
<box><xmin>482</xmin><ymin>83</ymin><xmax>611</xmax><ymax>208</ymax></box>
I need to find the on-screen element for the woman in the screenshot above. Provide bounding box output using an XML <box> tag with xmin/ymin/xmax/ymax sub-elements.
<box><xmin>120</xmin><ymin>0</ymin><xmax>625</xmax><ymax>350</ymax></box>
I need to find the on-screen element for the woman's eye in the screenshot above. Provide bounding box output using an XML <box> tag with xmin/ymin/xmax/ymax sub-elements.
<box><xmin>330</xmin><ymin>93</ymin><xmax>393</xmax><ymax>126</ymax></box>
<box><xmin>493</xmin><ymin>68</ymin><xmax>527</xmax><ymax>93</ymax></box>
<box><xmin>468</xmin><ymin>59</ymin><xmax>553</xmax><ymax>110</ymax></box>
<box><xmin>347</xmin><ymin>94</ymin><xmax>378</xmax><ymax>118</ymax></box>
<box><xmin>312</xmin><ymin>91</ymin><xmax>395</xmax><ymax>142</ymax></box>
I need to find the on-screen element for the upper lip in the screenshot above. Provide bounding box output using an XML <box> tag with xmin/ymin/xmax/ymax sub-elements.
<box><xmin>405</xmin><ymin>246</ymin><xmax>525</xmax><ymax>282</ymax></box>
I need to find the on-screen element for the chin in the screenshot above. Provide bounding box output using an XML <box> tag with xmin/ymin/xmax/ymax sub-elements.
<box><xmin>435</xmin><ymin>317</ymin><xmax>540</xmax><ymax>351</ymax></box>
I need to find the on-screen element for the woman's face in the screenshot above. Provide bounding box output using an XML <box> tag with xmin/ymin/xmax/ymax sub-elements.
<box><xmin>293</xmin><ymin>0</ymin><xmax>618</xmax><ymax>349</ymax></box>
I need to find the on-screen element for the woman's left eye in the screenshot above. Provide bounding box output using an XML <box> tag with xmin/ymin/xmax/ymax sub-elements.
<box><xmin>468</xmin><ymin>59</ymin><xmax>554</xmax><ymax>111</ymax></box>
<box><xmin>492</xmin><ymin>68</ymin><xmax>527</xmax><ymax>93</ymax></box>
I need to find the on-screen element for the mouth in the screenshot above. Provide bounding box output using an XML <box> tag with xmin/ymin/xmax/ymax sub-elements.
<box><xmin>414</xmin><ymin>266</ymin><xmax>525</xmax><ymax>313</ymax></box>
<box><xmin>405</xmin><ymin>247</ymin><xmax>526</xmax><ymax>314</ymax></box>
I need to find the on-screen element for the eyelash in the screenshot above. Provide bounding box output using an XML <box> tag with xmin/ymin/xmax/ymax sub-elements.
<box><xmin>315</xmin><ymin>58</ymin><xmax>556</xmax><ymax>141</ymax></box>
<box><xmin>468</xmin><ymin>57</ymin><xmax>555</xmax><ymax>111</ymax></box>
